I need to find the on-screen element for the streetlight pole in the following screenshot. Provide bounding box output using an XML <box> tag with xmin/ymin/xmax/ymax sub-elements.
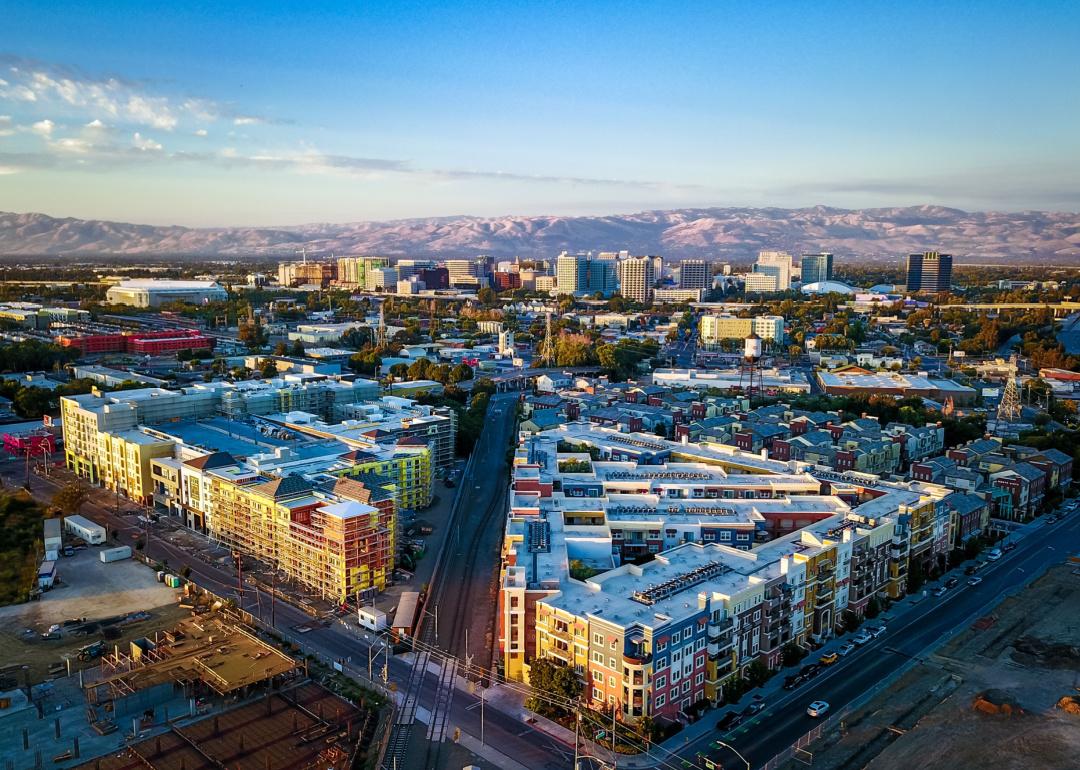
<box><xmin>712</xmin><ymin>740</ymin><xmax>750</xmax><ymax>770</ymax></box>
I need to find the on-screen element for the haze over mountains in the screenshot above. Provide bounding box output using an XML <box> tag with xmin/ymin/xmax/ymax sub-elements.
<box><xmin>1</xmin><ymin>206</ymin><xmax>1078</xmax><ymax>262</ymax></box>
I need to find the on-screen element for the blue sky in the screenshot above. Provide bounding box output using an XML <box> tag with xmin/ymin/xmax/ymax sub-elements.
<box><xmin>0</xmin><ymin>1</ymin><xmax>1077</xmax><ymax>226</ymax></box>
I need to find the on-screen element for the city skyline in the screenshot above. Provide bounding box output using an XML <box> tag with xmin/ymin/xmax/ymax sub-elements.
<box><xmin>1</xmin><ymin>2</ymin><xmax>1078</xmax><ymax>226</ymax></box>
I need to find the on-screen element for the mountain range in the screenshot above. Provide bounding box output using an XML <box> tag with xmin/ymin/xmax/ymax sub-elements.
<box><xmin>1</xmin><ymin>206</ymin><xmax>1079</xmax><ymax>262</ymax></box>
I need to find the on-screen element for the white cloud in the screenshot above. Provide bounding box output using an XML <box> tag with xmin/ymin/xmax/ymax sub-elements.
<box><xmin>31</xmin><ymin>118</ymin><xmax>54</xmax><ymax>136</ymax></box>
<box><xmin>51</xmin><ymin>137</ymin><xmax>93</xmax><ymax>153</ymax></box>
<box><xmin>132</xmin><ymin>132</ymin><xmax>163</xmax><ymax>151</ymax></box>
<box><xmin>0</xmin><ymin>165</ymin><xmax>19</xmax><ymax>175</ymax></box>
<box><xmin>0</xmin><ymin>114</ymin><xmax>12</xmax><ymax>137</ymax></box>
<box><xmin>84</xmin><ymin>118</ymin><xmax>106</xmax><ymax>129</ymax></box>
<box><xmin>0</xmin><ymin>60</ymin><xmax>278</xmax><ymax>132</ymax></box>
<box><xmin>194</xmin><ymin>128</ymin><xmax>208</xmax><ymax>137</ymax></box>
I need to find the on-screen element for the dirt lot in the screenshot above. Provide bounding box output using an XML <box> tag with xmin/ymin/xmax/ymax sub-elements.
<box><xmin>0</xmin><ymin>546</ymin><xmax>188</xmax><ymax>683</ymax></box>
<box><xmin>787</xmin><ymin>563</ymin><xmax>1080</xmax><ymax>770</ymax></box>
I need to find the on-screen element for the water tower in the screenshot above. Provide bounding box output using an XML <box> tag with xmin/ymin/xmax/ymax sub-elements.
<box><xmin>739</xmin><ymin>331</ymin><xmax>763</xmax><ymax>397</ymax></box>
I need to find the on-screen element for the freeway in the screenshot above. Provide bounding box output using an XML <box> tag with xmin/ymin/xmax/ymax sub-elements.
<box><xmin>693</xmin><ymin>511</ymin><xmax>1080</xmax><ymax>770</ymax></box>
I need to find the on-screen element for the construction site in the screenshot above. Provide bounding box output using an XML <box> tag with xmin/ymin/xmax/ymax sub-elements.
<box><xmin>781</xmin><ymin>561</ymin><xmax>1080</xmax><ymax>769</ymax></box>
<box><xmin>0</xmin><ymin>611</ymin><xmax>387</xmax><ymax>770</ymax></box>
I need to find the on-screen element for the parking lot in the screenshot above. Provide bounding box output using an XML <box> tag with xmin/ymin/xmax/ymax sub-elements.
<box><xmin>0</xmin><ymin>545</ymin><xmax>186</xmax><ymax>681</ymax></box>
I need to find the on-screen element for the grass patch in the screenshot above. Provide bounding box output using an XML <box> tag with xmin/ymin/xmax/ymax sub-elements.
<box><xmin>0</xmin><ymin>491</ymin><xmax>47</xmax><ymax>605</ymax></box>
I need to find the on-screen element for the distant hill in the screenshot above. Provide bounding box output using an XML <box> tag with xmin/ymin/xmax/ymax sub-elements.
<box><xmin>1</xmin><ymin>205</ymin><xmax>1078</xmax><ymax>261</ymax></box>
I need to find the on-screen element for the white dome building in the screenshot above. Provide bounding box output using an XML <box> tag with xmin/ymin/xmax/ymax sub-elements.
<box><xmin>801</xmin><ymin>280</ymin><xmax>857</xmax><ymax>295</ymax></box>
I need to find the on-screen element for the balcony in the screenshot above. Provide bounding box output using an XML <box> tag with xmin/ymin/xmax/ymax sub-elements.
<box><xmin>708</xmin><ymin>619</ymin><xmax>734</xmax><ymax>639</ymax></box>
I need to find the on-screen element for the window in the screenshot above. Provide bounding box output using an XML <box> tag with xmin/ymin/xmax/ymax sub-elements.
<box><xmin>609</xmin><ymin>676</ymin><xmax>616</xmax><ymax>687</ymax></box>
<box><xmin>720</xmin><ymin>530</ymin><xmax>732</xmax><ymax>541</ymax></box>
<box><xmin>609</xmin><ymin>657</ymin><xmax>616</xmax><ymax>669</ymax></box>
<box><xmin>695</xmin><ymin>673</ymin><xmax>705</xmax><ymax>685</ymax></box>
<box><xmin>657</xmin><ymin>640</ymin><xmax>667</xmax><ymax>652</ymax></box>
<box><xmin>656</xmin><ymin>694</ymin><xmax>666</xmax><ymax>707</ymax></box>
<box><xmin>655</xmin><ymin>675</ymin><xmax>666</xmax><ymax>689</ymax></box>
<box><xmin>610</xmin><ymin>639</ymin><xmax>617</xmax><ymax>651</ymax></box>
<box><xmin>593</xmin><ymin>671</ymin><xmax>604</xmax><ymax>682</ymax></box>
<box><xmin>682</xmin><ymin>681</ymin><xmax>691</xmax><ymax>694</ymax></box>
<box><xmin>593</xmin><ymin>687</ymin><xmax>603</xmax><ymax>701</ymax></box>
<box><xmin>592</xmin><ymin>651</ymin><xmax>604</xmax><ymax>664</ymax></box>
<box><xmin>672</xmin><ymin>631</ymin><xmax>681</xmax><ymax>644</ymax></box>
<box><xmin>594</xmin><ymin>633</ymin><xmax>605</xmax><ymax>645</ymax></box>
<box><xmin>753</xmin><ymin>610</ymin><xmax>760</xmax><ymax>622</ymax></box>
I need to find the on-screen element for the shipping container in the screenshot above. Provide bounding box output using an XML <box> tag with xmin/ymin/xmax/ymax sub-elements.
<box><xmin>43</xmin><ymin>518</ymin><xmax>62</xmax><ymax>552</ymax></box>
<box><xmin>64</xmin><ymin>515</ymin><xmax>106</xmax><ymax>545</ymax></box>
<box><xmin>99</xmin><ymin>546</ymin><xmax>132</xmax><ymax>563</ymax></box>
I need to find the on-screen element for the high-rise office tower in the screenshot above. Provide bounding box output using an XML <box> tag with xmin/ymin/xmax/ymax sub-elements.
<box><xmin>679</xmin><ymin>259</ymin><xmax>710</xmax><ymax>290</ymax></box>
<box><xmin>755</xmin><ymin>251</ymin><xmax>794</xmax><ymax>291</ymax></box>
<box><xmin>555</xmin><ymin>252</ymin><xmax>617</xmax><ymax>297</ymax></box>
<box><xmin>619</xmin><ymin>256</ymin><xmax>654</xmax><ymax>303</ymax></box>
<box><xmin>906</xmin><ymin>251</ymin><xmax>952</xmax><ymax>292</ymax></box>
<box><xmin>800</xmin><ymin>253</ymin><xmax>834</xmax><ymax>285</ymax></box>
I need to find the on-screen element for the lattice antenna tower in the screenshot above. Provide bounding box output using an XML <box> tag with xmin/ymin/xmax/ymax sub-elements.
<box><xmin>539</xmin><ymin>312</ymin><xmax>558</xmax><ymax>367</ymax></box>
<box><xmin>997</xmin><ymin>374</ymin><xmax>1022</xmax><ymax>425</ymax></box>
<box><xmin>376</xmin><ymin>303</ymin><xmax>388</xmax><ymax>348</ymax></box>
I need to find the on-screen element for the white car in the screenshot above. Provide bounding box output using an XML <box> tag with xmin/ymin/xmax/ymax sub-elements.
<box><xmin>852</xmin><ymin>631</ymin><xmax>873</xmax><ymax>646</ymax></box>
<box><xmin>868</xmin><ymin>625</ymin><xmax>886</xmax><ymax>638</ymax></box>
<box><xmin>985</xmin><ymin>549</ymin><xmax>1002</xmax><ymax>561</ymax></box>
<box><xmin>806</xmin><ymin>700</ymin><xmax>830</xmax><ymax>718</ymax></box>
<box><xmin>837</xmin><ymin>642</ymin><xmax>856</xmax><ymax>656</ymax></box>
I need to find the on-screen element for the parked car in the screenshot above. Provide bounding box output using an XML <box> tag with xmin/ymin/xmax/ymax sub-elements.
<box><xmin>1003</xmin><ymin>543</ymin><xmax>1016</xmax><ymax>552</ymax></box>
<box><xmin>806</xmin><ymin>700</ymin><xmax>830</xmax><ymax>718</ymax></box>
<box><xmin>968</xmin><ymin>576</ymin><xmax>984</xmax><ymax>586</ymax></box>
<box><xmin>741</xmin><ymin>701</ymin><xmax>766</xmax><ymax>717</ymax></box>
<box><xmin>782</xmin><ymin>675</ymin><xmax>802</xmax><ymax>691</ymax></box>
<box><xmin>837</xmin><ymin>642</ymin><xmax>856</xmax><ymax>656</ymax></box>
<box><xmin>985</xmin><ymin>548</ymin><xmax>1002</xmax><ymax>561</ymax></box>
<box><xmin>933</xmin><ymin>585</ymin><xmax>948</xmax><ymax>597</ymax></box>
<box><xmin>852</xmin><ymin>631</ymin><xmax>873</xmax><ymax>646</ymax></box>
<box><xmin>819</xmin><ymin>651</ymin><xmax>839</xmax><ymax>665</ymax></box>
<box><xmin>716</xmin><ymin>711</ymin><xmax>743</xmax><ymax>731</ymax></box>
<box><xmin>867</xmin><ymin>625</ymin><xmax>886</xmax><ymax>638</ymax></box>
<box><xmin>945</xmin><ymin>577</ymin><xmax>959</xmax><ymax>588</ymax></box>
<box><xmin>799</xmin><ymin>663</ymin><xmax>822</xmax><ymax>678</ymax></box>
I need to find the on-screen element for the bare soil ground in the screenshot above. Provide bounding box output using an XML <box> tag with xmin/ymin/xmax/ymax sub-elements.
<box><xmin>0</xmin><ymin>547</ymin><xmax>188</xmax><ymax>683</ymax></box>
<box><xmin>785</xmin><ymin>564</ymin><xmax>1080</xmax><ymax>770</ymax></box>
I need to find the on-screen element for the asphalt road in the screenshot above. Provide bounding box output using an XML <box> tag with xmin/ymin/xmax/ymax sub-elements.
<box><xmin>696</xmin><ymin>511</ymin><xmax>1080</xmax><ymax>770</ymax></box>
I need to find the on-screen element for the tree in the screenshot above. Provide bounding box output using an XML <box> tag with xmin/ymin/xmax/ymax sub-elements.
<box><xmin>842</xmin><ymin>609</ymin><xmax>863</xmax><ymax>633</ymax></box>
<box><xmin>477</xmin><ymin>287</ymin><xmax>498</xmax><ymax>306</ymax></box>
<box><xmin>389</xmin><ymin>363</ymin><xmax>409</xmax><ymax>380</ymax></box>
<box><xmin>781</xmin><ymin>642</ymin><xmax>807</xmax><ymax>668</ymax></box>
<box><xmin>289</xmin><ymin>340</ymin><xmax>305</xmax><ymax>357</ymax></box>
<box><xmin>865</xmin><ymin>595</ymin><xmax>882</xmax><ymax>620</ymax></box>
<box><xmin>260</xmin><ymin>360</ymin><xmax>277</xmax><ymax>378</ymax></box>
<box><xmin>449</xmin><ymin>363</ymin><xmax>473</xmax><ymax>383</ymax></box>
<box><xmin>745</xmin><ymin>659</ymin><xmax>773</xmax><ymax>688</ymax></box>
<box><xmin>907</xmin><ymin>559</ymin><xmax>925</xmax><ymax>594</ymax></box>
<box><xmin>238</xmin><ymin>321</ymin><xmax>268</xmax><ymax>350</ymax></box>
<box><xmin>52</xmin><ymin>482</ymin><xmax>89</xmax><ymax>516</ymax></box>
<box><xmin>273</xmin><ymin>341</ymin><xmax>288</xmax><ymax>356</ymax></box>
<box><xmin>525</xmin><ymin>657</ymin><xmax>582</xmax><ymax>719</ymax></box>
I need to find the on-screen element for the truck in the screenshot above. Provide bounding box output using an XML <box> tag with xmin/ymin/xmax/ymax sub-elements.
<box><xmin>99</xmin><ymin>546</ymin><xmax>132</xmax><ymax>563</ymax></box>
<box><xmin>77</xmin><ymin>641</ymin><xmax>104</xmax><ymax>661</ymax></box>
<box><xmin>37</xmin><ymin>560</ymin><xmax>57</xmax><ymax>589</ymax></box>
<box><xmin>64</xmin><ymin>515</ymin><xmax>106</xmax><ymax>545</ymax></box>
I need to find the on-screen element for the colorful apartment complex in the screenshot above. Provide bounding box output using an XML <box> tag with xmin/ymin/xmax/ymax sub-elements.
<box><xmin>499</xmin><ymin>424</ymin><xmax>951</xmax><ymax>723</ymax></box>
<box><xmin>61</xmin><ymin>382</ymin><xmax>442</xmax><ymax>601</ymax></box>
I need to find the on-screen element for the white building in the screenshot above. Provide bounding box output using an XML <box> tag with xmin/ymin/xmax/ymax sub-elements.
<box><xmin>753</xmin><ymin>251</ymin><xmax>794</xmax><ymax>291</ymax></box>
<box><xmin>743</xmin><ymin>272</ymin><xmax>781</xmax><ymax>294</ymax></box>
<box><xmin>618</xmin><ymin>256</ymin><xmax>654</xmax><ymax>303</ymax></box>
<box><xmin>699</xmin><ymin>314</ymin><xmax>784</xmax><ymax>346</ymax></box>
<box><xmin>105</xmin><ymin>280</ymin><xmax>228</xmax><ymax>308</ymax></box>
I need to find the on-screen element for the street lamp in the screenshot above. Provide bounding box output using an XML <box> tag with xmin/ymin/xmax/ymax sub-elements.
<box><xmin>711</xmin><ymin>740</ymin><xmax>750</xmax><ymax>770</ymax></box>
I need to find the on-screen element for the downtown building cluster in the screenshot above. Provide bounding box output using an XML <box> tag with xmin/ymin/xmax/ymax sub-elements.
<box><xmin>59</xmin><ymin>377</ymin><xmax>455</xmax><ymax>602</ymax></box>
<box><xmin>498</xmin><ymin>420</ymin><xmax>997</xmax><ymax>723</ymax></box>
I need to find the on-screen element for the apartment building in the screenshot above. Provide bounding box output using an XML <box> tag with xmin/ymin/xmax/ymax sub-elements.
<box><xmin>205</xmin><ymin>470</ymin><xmax>395</xmax><ymax>601</ymax></box>
<box><xmin>499</xmin><ymin>426</ymin><xmax>951</xmax><ymax>723</ymax></box>
<box><xmin>699</xmin><ymin>315</ymin><xmax>785</xmax><ymax>347</ymax></box>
